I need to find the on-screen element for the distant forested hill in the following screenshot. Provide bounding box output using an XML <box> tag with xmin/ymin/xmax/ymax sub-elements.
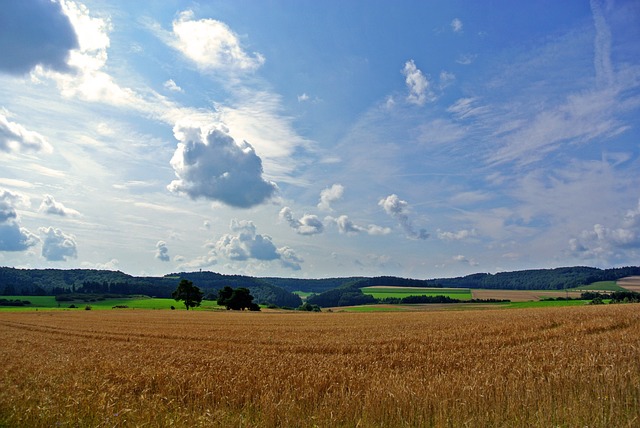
<box><xmin>413</xmin><ymin>266</ymin><xmax>640</xmax><ymax>290</ymax></box>
<box><xmin>0</xmin><ymin>267</ymin><xmax>301</xmax><ymax>307</ymax></box>
<box><xmin>1</xmin><ymin>266</ymin><xmax>639</xmax><ymax>301</ymax></box>
<box><xmin>170</xmin><ymin>271</ymin><xmax>302</xmax><ymax>308</ymax></box>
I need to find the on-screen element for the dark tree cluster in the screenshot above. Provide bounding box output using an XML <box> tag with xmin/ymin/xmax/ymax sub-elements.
<box><xmin>172</xmin><ymin>279</ymin><xmax>204</xmax><ymax>310</ymax></box>
<box><xmin>306</xmin><ymin>285</ymin><xmax>376</xmax><ymax>308</ymax></box>
<box><xmin>216</xmin><ymin>286</ymin><xmax>260</xmax><ymax>311</ymax></box>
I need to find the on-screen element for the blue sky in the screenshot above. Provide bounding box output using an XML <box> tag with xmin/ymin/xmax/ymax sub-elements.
<box><xmin>0</xmin><ymin>0</ymin><xmax>639</xmax><ymax>278</ymax></box>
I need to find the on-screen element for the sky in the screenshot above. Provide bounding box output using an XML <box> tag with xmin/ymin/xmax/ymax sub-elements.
<box><xmin>0</xmin><ymin>0</ymin><xmax>639</xmax><ymax>279</ymax></box>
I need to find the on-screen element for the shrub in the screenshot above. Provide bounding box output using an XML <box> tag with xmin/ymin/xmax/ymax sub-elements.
<box><xmin>297</xmin><ymin>302</ymin><xmax>322</xmax><ymax>312</ymax></box>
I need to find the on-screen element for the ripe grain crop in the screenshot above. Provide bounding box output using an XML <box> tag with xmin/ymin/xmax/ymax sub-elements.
<box><xmin>1</xmin><ymin>305</ymin><xmax>639</xmax><ymax>427</ymax></box>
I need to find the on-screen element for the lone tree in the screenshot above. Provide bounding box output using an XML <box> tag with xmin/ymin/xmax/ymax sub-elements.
<box><xmin>217</xmin><ymin>286</ymin><xmax>260</xmax><ymax>311</ymax></box>
<box><xmin>172</xmin><ymin>279</ymin><xmax>204</xmax><ymax>310</ymax></box>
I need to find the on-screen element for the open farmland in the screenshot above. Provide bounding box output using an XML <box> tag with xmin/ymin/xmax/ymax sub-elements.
<box><xmin>0</xmin><ymin>296</ymin><xmax>223</xmax><ymax>311</ymax></box>
<box><xmin>471</xmin><ymin>289</ymin><xmax>583</xmax><ymax>302</ymax></box>
<box><xmin>361</xmin><ymin>286</ymin><xmax>472</xmax><ymax>300</ymax></box>
<box><xmin>618</xmin><ymin>276</ymin><xmax>640</xmax><ymax>293</ymax></box>
<box><xmin>2</xmin><ymin>306</ymin><xmax>640</xmax><ymax>427</ymax></box>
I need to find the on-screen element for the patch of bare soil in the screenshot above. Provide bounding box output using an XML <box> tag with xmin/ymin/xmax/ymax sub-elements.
<box><xmin>617</xmin><ymin>276</ymin><xmax>640</xmax><ymax>292</ymax></box>
<box><xmin>472</xmin><ymin>289</ymin><xmax>582</xmax><ymax>302</ymax></box>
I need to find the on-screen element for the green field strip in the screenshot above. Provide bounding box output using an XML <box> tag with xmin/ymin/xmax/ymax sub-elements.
<box><xmin>361</xmin><ymin>287</ymin><xmax>473</xmax><ymax>300</ymax></box>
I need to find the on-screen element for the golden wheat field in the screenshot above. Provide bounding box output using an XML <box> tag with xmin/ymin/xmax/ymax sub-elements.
<box><xmin>1</xmin><ymin>305</ymin><xmax>639</xmax><ymax>427</ymax></box>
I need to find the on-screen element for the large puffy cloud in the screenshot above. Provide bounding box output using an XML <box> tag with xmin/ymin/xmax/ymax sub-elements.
<box><xmin>0</xmin><ymin>0</ymin><xmax>78</xmax><ymax>75</ymax></box>
<box><xmin>215</xmin><ymin>220</ymin><xmax>302</xmax><ymax>270</ymax></box>
<box><xmin>39</xmin><ymin>226</ymin><xmax>77</xmax><ymax>261</ymax></box>
<box><xmin>0</xmin><ymin>223</ymin><xmax>39</xmax><ymax>252</ymax></box>
<box><xmin>0</xmin><ymin>113</ymin><xmax>53</xmax><ymax>153</ymax></box>
<box><xmin>402</xmin><ymin>60</ymin><xmax>432</xmax><ymax>106</ymax></box>
<box><xmin>379</xmin><ymin>194</ymin><xmax>429</xmax><ymax>240</ymax></box>
<box><xmin>279</xmin><ymin>207</ymin><xmax>324</xmax><ymax>236</ymax></box>
<box><xmin>0</xmin><ymin>189</ymin><xmax>27</xmax><ymax>223</ymax></box>
<box><xmin>39</xmin><ymin>195</ymin><xmax>80</xmax><ymax>217</ymax></box>
<box><xmin>0</xmin><ymin>189</ymin><xmax>38</xmax><ymax>252</ymax></box>
<box><xmin>168</xmin><ymin>124</ymin><xmax>277</xmax><ymax>208</ymax></box>
<box><xmin>34</xmin><ymin>1</ymin><xmax>139</xmax><ymax>107</ymax></box>
<box><xmin>170</xmin><ymin>10</ymin><xmax>264</xmax><ymax>72</ymax></box>
<box><xmin>569</xmin><ymin>199</ymin><xmax>640</xmax><ymax>262</ymax></box>
<box><xmin>317</xmin><ymin>184</ymin><xmax>344</xmax><ymax>211</ymax></box>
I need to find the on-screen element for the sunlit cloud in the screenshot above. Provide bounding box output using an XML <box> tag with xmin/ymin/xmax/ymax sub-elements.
<box><xmin>168</xmin><ymin>124</ymin><xmax>277</xmax><ymax>208</ymax></box>
<box><xmin>317</xmin><ymin>184</ymin><xmax>344</xmax><ymax>212</ymax></box>
<box><xmin>402</xmin><ymin>60</ymin><xmax>432</xmax><ymax>106</ymax></box>
<box><xmin>170</xmin><ymin>10</ymin><xmax>265</xmax><ymax>73</ymax></box>
<box><xmin>379</xmin><ymin>194</ymin><xmax>429</xmax><ymax>240</ymax></box>
<box><xmin>39</xmin><ymin>195</ymin><xmax>80</xmax><ymax>217</ymax></box>
<box><xmin>0</xmin><ymin>112</ymin><xmax>53</xmax><ymax>153</ymax></box>
<box><xmin>279</xmin><ymin>207</ymin><xmax>324</xmax><ymax>235</ymax></box>
<box><xmin>39</xmin><ymin>226</ymin><xmax>77</xmax><ymax>261</ymax></box>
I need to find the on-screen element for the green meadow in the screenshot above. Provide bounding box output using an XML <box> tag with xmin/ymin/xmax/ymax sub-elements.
<box><xmin>498</xmin><ymin>300</ymin><xmax>591</xmax><ymax>309</ymax></box>
<box><xmin>361</xmin><ymin>286</ymin><xmax>473</xmax><ymax>300</ymax></box>
<box><xmin>0</xmin><ymin>296</ymin><xmax>223</xmax><ymax>311</ymax></box>
<box><xmin>292</xmin><ymin>290</ymin><xmax>314</xmax><ymax>300</ymax></box>
<box><xmin>570</xmin><ymin>281</ymin><xmax>626</xmax><ymax>292</ymax></box>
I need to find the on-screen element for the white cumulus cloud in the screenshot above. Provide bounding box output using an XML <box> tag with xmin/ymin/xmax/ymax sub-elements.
<box><xmin>402</xmin><ymin>60</ymin><xmax>431</xmax><ymax>106</ymax></box>
<box><xmin>379</xmin><ymin>194</ymin><xmax>429</xmax><ymax>240</ymax></box>
<box><xmin>326</xmin><ymin>215</ymin><xmax>391</xmax><ymax>236</ymax></box>
<box><xmin>215</xmin><ymin>219</ymin><xmax>302</xmax><ymax>270</ymax></box>
<box><xmin>168</xmin><ymin>124</ymin><xmax>277</xmax><ymax>208</ymax></box>
<box><xmin>155</xmin><ymin>240</ymin><xmax>170</xmax><ymax>262</ymax></box>
<box><xmin>39</xmin><ymin>195</ymin><xmax>80</xmax><ymax>217</ymax></box>
<box><xmin>279</xmin><ymin>207</ymin><xmax>324</xmax><ymax>235</ymax></box>
<box><xmin>569</xmin><ymin>199</ymin><xmax>640</xmax><ymax>262</ymax></box>
<box><xmin>317</xmin><ymin>184</ymin><xmax>344</xmax><ymax>211</ymax></box>
<box><xmin>170</xmin><ymin>10</ymin><xmax>265</xmax><ymax>72</ymax></box>
<box><xmin>163</xmin><ymin>79</ymin><xmax>183</xmax><ymax>92</ymax></box>
<box><xmin>39</xmin><ymin>226</ymin><xmax>77</xmax><ymax>261</ymax></box>
<box><xmin>0</xmin><ymin>113</ymin><xmax>53</xmax><ymax>153</ymax></box>
<box><xmin>0</xmin><ymin>189</ymin><xmax>38</xmax><ymax>252</ymax></box>
<box><xmin>0</xmin><ymin>0</ymin><xmax>78</xmax><ymax>75</ymax></box>
<box><xmin>437</xmin><ymin>228</ymin><xmax>477</xmax><ymax>241</ymax></box>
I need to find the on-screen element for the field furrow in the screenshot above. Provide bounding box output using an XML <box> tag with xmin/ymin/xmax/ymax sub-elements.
<box><xmin>1</xmin><ymin>306</ymin><xmax>639</xmax><ymax>427</ymax></box>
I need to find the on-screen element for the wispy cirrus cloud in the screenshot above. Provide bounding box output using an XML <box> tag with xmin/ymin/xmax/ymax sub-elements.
<box><xmin>450</xmin><ymin>18</ymin><xmax>463</xmax><ymax>33</ymax></box>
